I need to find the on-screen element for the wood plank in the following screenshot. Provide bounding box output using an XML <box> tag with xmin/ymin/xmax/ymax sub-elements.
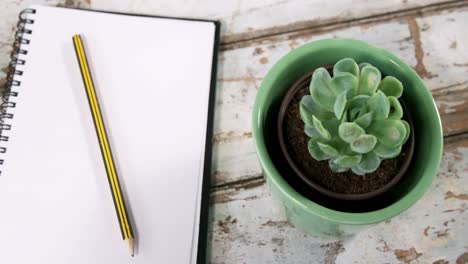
<box><xmin>212</xmin><ymin>7</ymin><xmax>468</xmax><ymax>186</ymax></box>
<box><xmin>416</xmin><ymin>10</ymin><xmax>468</xmax><ymax>136</ymax></box>
<box><xmin>90</xmin><ymin>0</ymin><xmax>464</xmax><ymax>44</ymax></box>
<box><xmin>416</xmin><ymin>9</ymin><xmax>468</xmax><ymax>94</ymax></box>
<box><xmin>208</xmin><ymin>134</ymin><xmax>468</xmax><ymax>263</ymax></box>
<box><xmin>433</xmin><ymin>83</ymin><xmax>468</xmax><ymax>137</ymax></box>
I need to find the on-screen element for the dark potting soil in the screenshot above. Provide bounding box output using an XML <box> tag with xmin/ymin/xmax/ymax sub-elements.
<box><xmin>284</xmin><ymin>86</ymin><xmax>410</xmax><ymax>194</ymax></box>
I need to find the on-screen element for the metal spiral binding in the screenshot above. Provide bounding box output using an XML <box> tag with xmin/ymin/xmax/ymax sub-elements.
<box><xmin>0</xmin><ymin>8</ymin><xmax>36</xmax><ymax>171</ymax></box>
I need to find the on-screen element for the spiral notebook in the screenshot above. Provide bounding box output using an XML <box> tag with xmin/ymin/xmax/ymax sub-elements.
<box><xmin>0</xmin><ymin>5</ymin><xmax>219</xmax><ymax>264</ymax></box>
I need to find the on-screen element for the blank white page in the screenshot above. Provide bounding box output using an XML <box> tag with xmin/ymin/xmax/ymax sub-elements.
<box><xmin>0</xmin><ymin>5</ymin><xmax>216</xmax><ymax>264</ymax></box>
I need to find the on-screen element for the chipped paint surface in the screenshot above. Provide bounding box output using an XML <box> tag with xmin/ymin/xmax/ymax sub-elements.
<box><xmin>394</xmin><ymin>247</ymin><xmax>423</xmax><ymax>263</ymax></box>
<box><xmin>407</xmin><ymin>17</ymin><xmax>438</xmax><ymax>79</ymax></box>
<box><xmin>417</xmin><ymin>9</ymin><xmax>468</xmax><ymax>93</ymax></box>
<box><xmin>89</xmin><ymin>0</ymin><xmax>457</xmax><ymax>43</ymax></box>
<box><xmin>209</xmin><ymin>138</ymin><xmax>468</xmax><ymax>263</ymax></box>
<box><xmin>432</xmin><ymin>83</ymin><xmax>468</xmax><ymax>136</ymax></box>
<box><xmin>1</xmin><ymin>0</ymin><xmax>467</xmax><ymax>263</ymax></box>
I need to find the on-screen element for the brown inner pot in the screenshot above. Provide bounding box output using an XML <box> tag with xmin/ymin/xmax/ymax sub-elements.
<box><xmin>277</xmin><ymin>66</ymin><xmax>415</xmax><ymax>201</ymax></box>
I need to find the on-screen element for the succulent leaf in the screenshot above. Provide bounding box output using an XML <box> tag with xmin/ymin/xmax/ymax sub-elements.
<box><xmin>350</xmin><ymin>134</ymin><xmax>377</xmax><ymax>153</ymax></box>
<box><xmin>378</xmin><ymin>76</ymin><xmax>403</xmax><ymax>98</ymax></box>
<box><xmin>388</xmin><ymin>96</ymin><xmax>403</xmax><ymax>119</ymax></box>
<box><xmin>334</xmin><ymin>154</ymin><xmax>362</xmax><ymax>167</ymax></box>
<box><xmin>374</xmin><ymin>143</ymin><xmax>402</xmax><ymax>159</ymax></box>
<box><xmin>299</xmin><ymin>101</ymin><xmax>314</xmax><ymax>128</ymax></box>
<box><xmin>331</xmin><ymin>73</ymin><xmax>358</xmax><ymax>98</ymax></box>
<box><xmin>304</xmin><ymin>126</ymin><xmax>321</xmax><ymax>141</ymax></box>
<box><xmin>348</xmin><ymin>95</ymin><xmax>370</xmax><ymax>112</ymax></box>
<box><xmin>310</xmin><ymin>68</ymin><xmax>335</xmax><ymax>112</ymax></box>
<box><xmin>300</xmin><ymin>95</ymin><xmax>335</xmax><ymax>120</ymax></box>
<box><xmin>333</xmin><ymin>58</ymin><xmax>359</xmax><ymax>77</ymax></box>
<box><xmin>312</xmin><ymin>115</ymin><xmax>331</xmax><ymax>140</ymax></box>
<box><xmin>334</xmin><ymin>91</ymin><xmax>347</xmax><ymax>119</ymax></box>
<box><xmin>308</xmin><ymin>139</ymin><xmax>328</xmax><ymax>161</ymax></box>
<box><xmin>357</xmin><ymin>151</ymin><xmax>381</xmax><ymax>173</ymax></box>
<box><xmin>351</xmin><ymin>166</ymin><xmax>366</xmax><ymax>175</ymax></box>
<box><xmin>340</xmin><ymin>110</ymin><xmax>349</xmax><ymax>123</ymax></box>
<box><xmin>332</xmin><ymin>138</ymin><xmax>348</xmax><ymax>154</ymax></box>
<box><xmin>348</xmin><ymin>108</ymin><xmax>360</xmax><ymax>121</ymax></box>
<box><xmin>300</xmin><ymin>58</ymin><xmax>410</xmax><ymax>175</ymax></box>
<box><xmin>367</xmin><ymin>91</ymin><xmax>390</xmax><ymax>120</ymax></box>
<box><xmin>358</xmin><ymin>65</ymin><xmax>381</xmax><ymax>95</ymax></box>
<box><xmin>339</xmin><ymin>122</ymin><xmax>365</xmax><ymax>143</ymax></box>
<box><xmin>367</xmin><ymin>120</ymin><xmax>407</xmax><ymax>148</ymax></box>
<box><xmin>354</xmin><ymin>111</ymin><xmax>373</xmax><ymax>129</ymax></box>
<box><xmin>321</xmin><ymin>119</ymin><xmax>341</xmax><ymax>137</ymax></box>
<box><xmin>358</xmin><ymin>62</ymin><xmax>372</xmax><ymax>71</ymax></box>
<box><xmin>345</xmin><ymin>86</ymin><xmax>357</xmax><ymax>99</ymax></box>
<box><xmin>317</xmin><ymin>142</ymin><xmax>340</xmax><ymax>157</ymax></box>
<box><xmin>401</xmin><ymin>120</ymin><xmax>411</xmax><ymax>145</ymax></box>
<box><xmin>329</xmin><ymin>160</ymin><xmax>348</xmax><ymax>173</ymax></box>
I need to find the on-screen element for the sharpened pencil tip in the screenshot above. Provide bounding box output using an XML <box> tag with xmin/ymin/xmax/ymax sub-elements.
<box><xmin>127</xmin><ymin>237</ymin><xmax>135</xmax><ymax>257</ymax></box>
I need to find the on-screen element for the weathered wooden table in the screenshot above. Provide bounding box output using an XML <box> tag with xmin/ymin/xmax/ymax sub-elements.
<box><xmin>1</xmin><ymin>0</ymin><xmax>467</xmax><ymax>263</ymax></box>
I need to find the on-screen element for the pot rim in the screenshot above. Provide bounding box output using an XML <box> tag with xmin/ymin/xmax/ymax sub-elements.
<box><xmin>277</xmin><ymin>67</ymin><xmax>415</xmax><ymax>201</ymax></box>
<box><xmin>252</xmin><ymin>38</ymin><xmax>443</xmax><ymax>224</ymax></box>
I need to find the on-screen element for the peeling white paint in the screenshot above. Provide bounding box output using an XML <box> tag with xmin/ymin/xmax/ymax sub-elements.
<box><xmin>91</xmin><ymin>0</ymin><xmax>449</xmax><ymax>43</ymax></box>
<box><xmin>210</xmin><ymin>144</ymin><xmax>468</xmax><ymax>263</ymax></box>
<box><xmin>417</xmin><ymin>9</ymin><xmax>468</xmax><ymax>90</ymax></box>
<box><xmin>437</xmin><ymin>99</ymin><xmax>466</xmax><ymax>114</ymax></box>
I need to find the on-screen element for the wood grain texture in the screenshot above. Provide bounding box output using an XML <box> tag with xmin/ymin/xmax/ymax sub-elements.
<box><xmin>212</xmin><ymin>7</ymin><xmax>468</xmax><ymax>186</ymax></box>
<box><xmin>90</xmin><ymin>0</ymin><xmax>466</xmax><ymax>44</ymax></box>
<box><xmin>416</xmin><ymin>9</ymin><xmax>468</xmax><ymax>136</ymax></box>
<box><xmin>209</xmin><ymin>135</ymin><xmax>468</xmax><ymax>263</ymax></box>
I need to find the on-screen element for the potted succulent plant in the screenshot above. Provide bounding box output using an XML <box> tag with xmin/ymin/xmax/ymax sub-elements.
<box><xmin>252</xmin><ymin>39</ymin><xmax>442</xmax><ymax>236</ymax></box>
<box><xmin>277</xmin><ymin>59</ymin><xmax>414</xmax><ymax>201</ymax></box>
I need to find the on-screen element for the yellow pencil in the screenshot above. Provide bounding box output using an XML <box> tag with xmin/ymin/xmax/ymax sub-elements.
<box><xmin>72</xmin><ymin>34</ymin><xmax>134</xmax><ymax>257</ymax></box>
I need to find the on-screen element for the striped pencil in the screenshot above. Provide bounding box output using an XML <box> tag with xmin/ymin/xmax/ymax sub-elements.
<box><xmin>72</xmin><ymin>34</ymin><xmax>135</xmax><ymax>257</ymax></box>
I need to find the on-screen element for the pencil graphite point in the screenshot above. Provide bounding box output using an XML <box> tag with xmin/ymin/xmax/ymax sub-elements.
<box><xmin>128</xmin><ymin>237</ymin><xmax>135</xmax><ymax>257</ymax></box>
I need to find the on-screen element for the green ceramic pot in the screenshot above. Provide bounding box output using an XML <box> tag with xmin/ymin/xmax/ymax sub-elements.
<box><xmin>252</xmin><ymin>39</ymin><xmax>443</xmax><ymax>236</ymax></box>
